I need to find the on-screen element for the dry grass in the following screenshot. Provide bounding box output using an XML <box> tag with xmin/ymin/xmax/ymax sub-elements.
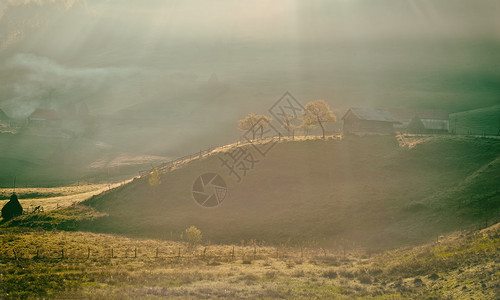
<box><xmin>1</xmin><ymin>221</ymin><xmax>498</xmax><ymax>299</ymax></box>
<box><xmin>0</xmin><ymin>228</ymin><xmax>400</xmax><ymax>299</ymax></box>
<box><xmin>0</xmin><ymin>180</ymin><xmax>134</xmax><ymax>212</ymax></box>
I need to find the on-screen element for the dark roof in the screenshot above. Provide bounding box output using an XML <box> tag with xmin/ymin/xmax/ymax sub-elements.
<box><xmin>29</xmin><ymin>109</ymin><xmax>61</xmax><ymax>120</ymax></box>
<box><xmin>342</xmin><ymin>108</ymin><xmax>400</xmax><ymax>123</ymax></box>
<box><xmin>0</xmin><ymin>109</ymin><xmax>9</xmax><ymax>121</ymax></box>
<box><xmin>387</xmin><ymin>108</ymin><xmax>449</xmax><ymax>121</ymax></box>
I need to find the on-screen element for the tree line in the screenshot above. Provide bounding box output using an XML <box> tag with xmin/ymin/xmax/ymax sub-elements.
<box><xmin>238</xmin><ymin>100</ymin><xmax>336</xmax><ymax>139</ymax></box>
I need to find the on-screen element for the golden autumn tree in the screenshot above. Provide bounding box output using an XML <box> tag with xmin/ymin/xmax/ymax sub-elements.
<box><xmin>302</xmin><ymin>100</ymin><xmax>336</xmax><ymax>139</ymax></box>
<box><xmin>238</xmin><ymin>113</ymin><xmax>272</xmax><ymax>140</ymax></box>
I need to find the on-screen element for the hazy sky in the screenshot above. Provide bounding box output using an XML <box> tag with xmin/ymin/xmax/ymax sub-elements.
<box><xmin>0</xmin><ymin>0</ymin><xmax>499</xmax><ymax>154</ymax></box>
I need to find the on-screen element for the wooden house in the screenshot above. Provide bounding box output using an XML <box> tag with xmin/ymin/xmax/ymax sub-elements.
<box><xmin>342</xmin><ymin>108</ymin><xmax>400</xmax><ymax>135</ymax></box>
<box><xmin>387</xmin><ymin>109</ymin><xmax>449</xmax><ymax>134</ymax></box>
<box><xmin>28</xmin><ymin>109</ymin><xmax>62</xmax><ymax>128</ymax></box>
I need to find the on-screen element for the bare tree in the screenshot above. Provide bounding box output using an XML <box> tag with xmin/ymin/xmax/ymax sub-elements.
<box><xmin>302</xmin><ymin>100</ymin><xmax>336</xmax><ymax>139</ymax></box>
<box><xmin>280</xmin><ymin>112</ymin><xmax>297</xmax><ymax>137</ymax></box>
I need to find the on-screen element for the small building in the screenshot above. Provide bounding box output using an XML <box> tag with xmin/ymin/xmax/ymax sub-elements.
<box><xmin>342</xmin><ymin>108</ymin><xmax>400</xmax><ymax>135</ymax></box>
<box><xmin>1</xmin><ymin>193</ymin><xmax>23</xmax><ymax>221</ymax></box>
<box><xmin>0</xmin><ymin>108</ymin><xmax>10</xmax><ymax>127</ymax></box>
<box><xmin>28</xmin><ymin>109</ymin><xmax>62</xmax><ymax>128</ymax></box>
<box><xmin>388</xmin><ymin>109</ymin><xmax>449</xmax><ymax>134</ymax></box>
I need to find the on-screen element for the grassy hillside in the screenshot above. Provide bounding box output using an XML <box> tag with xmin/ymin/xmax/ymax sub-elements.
<box><xmin>80</xmin><ymin>136</ymin><xmax>500</xmax><ymax>250</ymax></box>
<box><xmin>0</xmin><ymin>219</ymin><xmax>498</xmax><ymax>299</ymax></box>
<box><xmin>450</xmin><ymin>104</ymin><xmax>500</xmax><ymax>135</ymax></box>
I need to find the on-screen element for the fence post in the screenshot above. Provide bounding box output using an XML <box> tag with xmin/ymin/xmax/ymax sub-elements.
<box><xmin>13</xmin><ymin>249</ymin><xmax>17</xmax><ymax>260</ymax></box>
<box><xmin>111</xmin><ymin>248</ymin><xmax>113</xmax><ymax>258</ymax></box>
<box><xmin>61</xmin><ymin>249</ymin><xmax>64</xmax><ymax>259</ymax></box>
<box><xmin>203</xmin><ymin>247</ymin><xmax>206</xmax><ymax>257</ymax></box>
<box><xmin>134</xmin><ymin>248</ymin><xmax>137</xmax><ymax>258</ymax></box>
<box><xmin>87</xmin><ymin>248</ymin><xmax>90</xmax><ymax>259</ymax></box>
<box><xmin>156</xmin><ymin>248</ymin><xmax>159</xmax><ymax>258</ymax></box>
<box><xmin>178</xmin><ymin>248</ymin><xmax>181</xmax><ymax>257</ymax></box>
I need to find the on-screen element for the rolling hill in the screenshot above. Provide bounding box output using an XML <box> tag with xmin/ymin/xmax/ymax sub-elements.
<box><xmin>450</xmin><ymin>104</ymin><xmax>500</xmax><ymax>136</ymax></box>
<box><xmin>81</xmin><ymin>135</ymin><xmax>500</xmax><ymax>250</ymax></box>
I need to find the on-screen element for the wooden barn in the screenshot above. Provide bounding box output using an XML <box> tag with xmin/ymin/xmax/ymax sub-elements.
<box><xmin>28</xmin><ymin>109</ymin><xmax>62</xmax><ymax>128</ymax></box>
<box><xmin>0</xmin><ymin>108</ymin><xmax>10</xmax><ymax>126</ymax></box>
<box><xmin>388</xmin><ymin>109</ymin><xmax>449</xmax><ymax>134</ymax></box>
<box><xmin>342</xmin><ymin>108</ymin><xmax>400</xmax><ymax>135</ymax></box>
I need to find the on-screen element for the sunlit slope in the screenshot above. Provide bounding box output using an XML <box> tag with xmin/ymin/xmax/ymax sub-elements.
<box><xmin>83</xmin><ymin>136</ymin><xmax>500</xmax><ymax>249</ymax></box>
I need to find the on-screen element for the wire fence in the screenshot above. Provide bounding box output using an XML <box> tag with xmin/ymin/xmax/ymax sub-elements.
<box><xmin>22</xmin><ymin>205</ymin><xmax>45</xmax><ymax>214</ymax></box>
<box><xmin>139</xmin><ymin>130</ymin><xmax>500</xmax><ymax>179</ymax></box>
<box><xmin>138</xmin><ymin>134</ymin><xmax>343</xmax><ymax>178</ymax></box>
<box><xmin>3</xmin><ymin>131</ymin><xmax>494</xmax><ymax>185</ymax></box>
<box><xmin>2</xmin><ymin>217</ymin><xmax>497</xmax><ymax>262</ymax></box>
<box><xmin>0</xmin><ymin>244</ymin><xmax>359</xmax><ymax>262</ymax></box>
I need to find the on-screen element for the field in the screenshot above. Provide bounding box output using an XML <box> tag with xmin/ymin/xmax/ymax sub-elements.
<box><xmin>0</xmin><ymin>218</ymin><xmax>498</xmax><ymax>299</ymax></box>
<box><xmin>1</xmin><ymin>135</ymin><xmax>499</xmax><ymax>298</ymax></box>
<box><xmin>0</xmin><ymin>181</ymin><xmax>133</xmax><ymax>212</ymax></box>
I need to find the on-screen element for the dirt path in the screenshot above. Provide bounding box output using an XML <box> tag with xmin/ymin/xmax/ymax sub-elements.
<box><xmin>0</xmin><ymin>179</ymin><xmax>135</xmax><ymax>213</ymax></box>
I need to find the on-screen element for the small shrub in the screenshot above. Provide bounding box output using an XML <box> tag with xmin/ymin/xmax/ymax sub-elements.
<box><xmin>148</xmin><ymin>168</ymin><xmax>161</xmax><ymax>187</ymax></box>
<box><xmin>240</xmin><ymin>274</ymin><xmax>258</xmax><ymax>282</ymax></box>
<box><xmin>413</xmin><ymin>277</ymin><xmax>423</xmax><ymax>286</ymax></box>
<box><xmin>265</xmin><ymin>271</ymin><xmax>278</xmax><ymax>279</ymax></box>
<box><xmin>322</xmin><ymin>270</ymin><xmax>338</xmax><ymax>279</ymax></box>
<box><xmin>358</xmin><ymin>274</ymin><xmax>372</xmax><ymax>284</ymax></box>
<box><xmin>184</xmin><ymin>226</ymin><xmax>202</xmax><ymax>248</ymax></box>
<box><xmin>292</xmin><ymin>270</ymin><xmax>305</xmax><ymax>277</ymax></box>
<box><xmin>339</xmin><ymin>270</ymin><xmax>355</xmax><ymax>279</ymax></box>
<box><xmin>207</xmin><ymin>260</ymin><xmax>221</xmax><ymax>266</ymax></box>
<box><xmin>319</xmin><ymin>256</ymin><xmax>341</xmax><ymax>266</ymax></box>
<box><xmin>368</xmin><ymin>268</ymin><xmax>383</xmax><ymax>276</ymax></box>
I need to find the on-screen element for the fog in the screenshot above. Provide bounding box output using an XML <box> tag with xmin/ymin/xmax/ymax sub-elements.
<box><xmin>1</xmin><ymin>0</ymin><xmax>499</xmax><ymax>157</ymax></box>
